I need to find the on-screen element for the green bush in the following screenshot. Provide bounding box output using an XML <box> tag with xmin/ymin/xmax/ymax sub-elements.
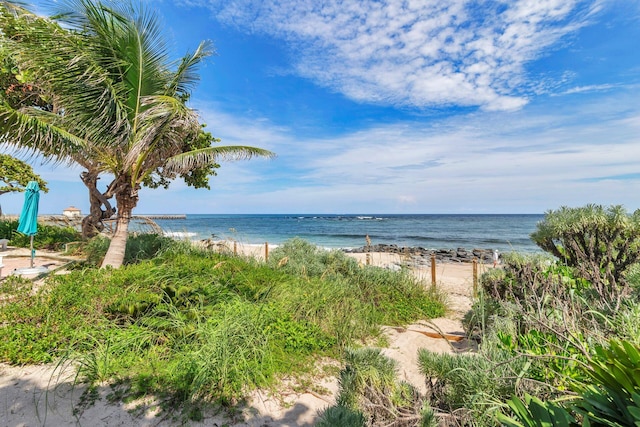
<box><xmin>0</xmin><ymin>270</ymin><xmax>122</xmax><ymax>363</ymax></box>
<box><xmin>0</xmin><ymin>219</ymin><xmax>81</xmax><ymax>250</ymax></box>
<box><xmin>316</xmin><ymin>406</ymin><xmax>366</xmax><ymax>427</ymax></box>
<box><xmin>531</xmin><ymin>204</ymin><xmax>640</xmax><ymax>311</ymax></box>
<box><xmin>318</xmin><ymin>348</ymin><xmax>434</xmax><ymax>427</ymax></box>
<box><xmin>499</xmin><ymin>340</ymin><xmax>640</xmax><ymax>426</ymax></box>
<box><xmin>475</xmin><ymin>252</ymin><xmax>610</xmax><ymax>375</ymax></box>
<box><xmin>268</xmin><ymin>237</ymin><xmax>360</xmax><ymax>278</ymax></box>
<box><xmin>418</xmin><ymin>346</ymin><xmax>531</xmax><ymax>425</ymax></box>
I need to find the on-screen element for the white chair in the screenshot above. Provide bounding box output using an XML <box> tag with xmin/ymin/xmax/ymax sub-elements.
<box><xmin>0</xmin><ymin>239</ymin><xmax>8</xmax><ymax>251</ymax></box>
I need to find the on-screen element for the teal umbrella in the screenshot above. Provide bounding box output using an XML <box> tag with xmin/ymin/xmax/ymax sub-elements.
<box><xmin>17</xmin><ymin>181</ymin><xmax>40</xmax><ymax>268</ymax></box>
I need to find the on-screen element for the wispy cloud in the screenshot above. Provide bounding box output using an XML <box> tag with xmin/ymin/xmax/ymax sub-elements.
<box><xmin>179</xmin><ymin>0</ymin><xmax>601</xmax><ymax>111</ymax></box>
<box><xmin>580</xmin><ymin>173</ymin><xmax>640</xmax><ymax>182</ymax></box>
<box><xmin>561</xmin><ymin>83</ymin><xmax>617</xmax><ymax>94</ymax></box>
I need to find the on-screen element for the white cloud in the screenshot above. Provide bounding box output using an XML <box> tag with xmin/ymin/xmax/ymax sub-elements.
<box><xmin>562</xmin><ymin>84</ymin><xmax>616</xmax><ymax>94</ymax></box>
<box><xmin>129</xmin><ymin>86</ymin><xmax>640</xmax><ymax>214</ymax></box>
<box><xmin>183</xmin><ymin>0</ymin><xmax>600</xmax><ymax>111</ymax></box>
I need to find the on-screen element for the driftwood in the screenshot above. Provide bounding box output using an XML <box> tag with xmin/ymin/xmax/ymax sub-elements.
<box><xmin>389</xmin><ymin>326</ymin><xmax>465</xmax><ymax>342</ymax></box>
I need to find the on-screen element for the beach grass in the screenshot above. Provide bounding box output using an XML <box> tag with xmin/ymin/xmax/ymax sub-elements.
<box><xmin>0</xmin><ymin>236</ymin><xmax>445</xmax><ymax>409</ymax></box>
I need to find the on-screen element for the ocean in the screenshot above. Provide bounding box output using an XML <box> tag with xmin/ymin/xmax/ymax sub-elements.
<box><xmin>153</xmin><ymin>214</ymin><xmax>544</xmax><ymax>253</ymax></box>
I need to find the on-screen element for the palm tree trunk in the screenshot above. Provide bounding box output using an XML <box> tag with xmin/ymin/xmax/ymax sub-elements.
<box><xmin>100</xmin><ymin>210</ymin><xmax>129</xmax><ymax>268</ymax></box>
<box><xmin>101</xmin><ymin>181</ymin><xmax>137</xmax><ymax>268</ymax></box>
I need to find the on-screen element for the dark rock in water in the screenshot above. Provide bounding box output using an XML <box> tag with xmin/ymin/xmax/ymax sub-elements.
<box><xmin>343</xmin><ymin>245</ymin><xmax>497</xmax><ymax>264</ymax></box>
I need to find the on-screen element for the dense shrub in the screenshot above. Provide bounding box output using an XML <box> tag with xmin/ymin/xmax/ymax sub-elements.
<box><xmin>317</xmin><ymin>348</ymin><xmax>435</xmax><ymax>427</ymax></box>
<box><xmin>531</xmin><ymin>204</ymin><xmax>640</xmax><ymax>310</ymax></box>
<box><xmin>500</xmin><ymin>340</ymin><xmax>640</xmax><ymax>426</ymax></box>
<box><xmin>268</xmin><ymin>238</ymin><xmax>360</xmax><ymax>278</ymax></box>
<box><xmin>441</xmin><ymin>205</ymin><xmax>640</xmax><ymax>425</ymax></box>
<box><xmin>0</xmin><ymin>271</ymin><xmax>123</xmax><ymax>363</ymax></box>
<box><xmin>472</xmin><ymin>253</ymin><xmax>609</xmax><ymax>391</ymax></box>
<box><xmin>418</xmin><ymin>346</ymin><xmax>532</xmax><ymax>425</ymax></box>
<box><xmin>0</xmin><ymin>219</ymin><xmax>81</xmax><ymax>250</ymax></box>
<box><xmin>269</xmin><ymin>238</ymin><xmax>445</xmax><ymax>337</ymax></box>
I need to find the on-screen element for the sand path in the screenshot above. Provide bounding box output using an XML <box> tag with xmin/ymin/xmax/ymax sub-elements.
<box><xmin>0</xmin><ymin>245</ymin><xmax>482</xmax><ymax>426</ymax></box>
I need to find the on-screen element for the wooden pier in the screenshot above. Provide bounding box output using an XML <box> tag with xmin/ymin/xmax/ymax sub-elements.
<box><xmin>137</xmin><ymin>214</ymin><xmax>186</xmax><ymax>220</ymax></box>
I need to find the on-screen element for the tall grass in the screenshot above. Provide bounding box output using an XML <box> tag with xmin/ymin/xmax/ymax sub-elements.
<box><xmin>0</xmin><ymin>237</ymin><xmax>445</xmax><ymax>411</ymax></box>
<box><xmin>76</xmin><ymin>233</ymin><xmax>176</xmax><ymax>266</ymax></box>
<box><xmin>268</xmin><ymin>238</ymin><xmax>445</xmax><ymax>343</ymax></box>
<box><xmin>317</xmin><ymin>348</ymin><xmax>435</xmax><ymax>427</ymax></box>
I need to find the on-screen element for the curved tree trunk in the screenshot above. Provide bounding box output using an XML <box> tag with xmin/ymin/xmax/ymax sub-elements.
<box><xmin>101</xmin><ymin>180</ymin><xmax>138</xmax><ymax>269</ymax></box>
<box><xmin>80</xmin><ymin>171</ymin><xmax>116</xmax><ymax>239</ymax></box>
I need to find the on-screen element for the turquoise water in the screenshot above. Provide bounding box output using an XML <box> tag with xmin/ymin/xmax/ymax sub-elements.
<box><xmin>154</xmin><ymin>214</ymin><xmax>544</xmax><ymax>253</ymax></box>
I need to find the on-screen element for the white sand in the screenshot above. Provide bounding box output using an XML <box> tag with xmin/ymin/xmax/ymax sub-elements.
<box><xmin>0</xmin><ymin>244</ymin><xmax>482</xmax><ymax>426</ymax></box>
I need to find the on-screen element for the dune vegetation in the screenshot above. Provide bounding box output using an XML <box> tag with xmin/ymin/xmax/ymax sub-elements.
<box><xmin>315</xmin><ymin>204</ymin><xmax>640</xmax><ymax>426</ymax></box>
<box><xmin>0</xmin><ymin>234</ymin><xmax>445</xmax><ymax>420</ymax></box>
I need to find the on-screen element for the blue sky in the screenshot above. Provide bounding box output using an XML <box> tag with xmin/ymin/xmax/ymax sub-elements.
<box><xmin>3</xmin><ymin>0</ymin><xmax>640</xmax><ymax>215</ymax></box>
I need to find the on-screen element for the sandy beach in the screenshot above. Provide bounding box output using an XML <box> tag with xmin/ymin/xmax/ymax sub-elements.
<box><xmin>0</xmin><ymin>242</ymin><xmax>481</xmax><ymax>426</ymax></box>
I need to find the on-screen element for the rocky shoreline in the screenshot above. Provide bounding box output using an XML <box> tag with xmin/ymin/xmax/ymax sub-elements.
<box><xmin>343</xmin><ymin>244</ymin><xmax>497</xmax><ymax>264</ymax></box>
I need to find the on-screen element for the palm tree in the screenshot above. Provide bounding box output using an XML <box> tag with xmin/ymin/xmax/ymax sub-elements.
<box><xmin>0</xmin><ymin>1</ymin><xmax>274</xmax><ymax>268</ymax></box>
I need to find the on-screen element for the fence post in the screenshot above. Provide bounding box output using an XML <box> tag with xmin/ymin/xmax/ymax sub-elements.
<box><xmin>473</xmin><ymin>258</ymin><xmax>478</xmax><ymax>297</ymax></box>
<box><xmin>265</xmin><ymin>242</ymin><xmax>269</xmax><ymax>262</ymax></box>
<box><xmin>233</xmin><ymin>241</ymin><xmax>237</xmax><ymax>256</ymax></box>
<box><xmin>431</xmin><ymin>254</ymin><xmax>436</xmax><ymax>287</ymax></box>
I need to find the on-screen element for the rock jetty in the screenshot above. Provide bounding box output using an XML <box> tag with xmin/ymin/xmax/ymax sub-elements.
<box><xmin>343</xmin><ymin>244</ymin><xmax>496</xmax><ymax>264</ymax></box>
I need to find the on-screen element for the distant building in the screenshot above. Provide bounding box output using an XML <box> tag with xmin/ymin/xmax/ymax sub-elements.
<box><xmin>62</xmin><ymin>206</ymin><xmax>82</xmax><ymax>218</ymax></box>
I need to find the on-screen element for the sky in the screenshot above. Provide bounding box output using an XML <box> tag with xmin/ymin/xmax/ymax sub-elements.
<box><xmin>2</xmin><ymin>0</ymin><xmax>640</xmax><ymax>215</ymax></box>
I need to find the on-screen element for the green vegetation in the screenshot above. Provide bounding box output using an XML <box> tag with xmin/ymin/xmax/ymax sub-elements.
<box><xmin>0</xmin><ymin>218</ymin><xmax>80</xmax><ymax>250</ymax></box>
<box><xmin>317</xmin><ymin>348</ymin><xmax>435</xmax><ymax>427</ymax></box>
<box><xmin>322</xmin><ymin>204</ymin><xmax>640</xmax><ymax>426</ymax></box>
<box><xmin>500</xmin><ymin>340</ymin><xmax>640</xmax><ymax>426</ymax></box>
<box><xmin>408</xmin><ymin>204</ymin><xmax>640</xmax><ymax>426</ymax></box>
<box><xmin>0</xmin><ymin>154</ymin><xmax>48</xmax><ymax>217</ymax></box>
<box><xmin>0</xmin><ymin>236</ymin><xmax>444</xmax><ymax>417</ymax></box>
<box><xmin>531</xmin><ymin>204</ymin><xmax>640</xmax><ymax>310</ymax></box>
<box><xmin>76</xmin><ymin>233</ymin><xmax>176</xmax><ymax>266</ymax></box>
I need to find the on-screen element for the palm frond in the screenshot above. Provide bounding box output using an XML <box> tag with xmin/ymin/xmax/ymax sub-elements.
<box><xmin>123</xmin><ymin>95</ymin><xmax>199</xmax><ymax>171</ymax></box>
<box><xmin>1</xmin><ymin>3</ymin><xmax>132</xmax><ymax>146</ymax></box>
<box><xmin>167</xmin><ymin>40</ymin><xmax>214</xmax><ymax>97</ymax></box>
<box><xmin>165</xmin><ymin>145</ymin><xmax>276</xmax><ymax>174</ymax></box>
<box><xmin>0</xmin><ymin>103</ymin><xmax>87</xmax><ymax>162</ymax></box>
<box><xmin>53</xmin><ymin>0</ymin><xmax>169</xmax><ymax>124</ymax></box>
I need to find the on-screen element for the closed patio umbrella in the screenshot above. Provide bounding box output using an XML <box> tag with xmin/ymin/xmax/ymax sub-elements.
<box><xmin>17</xmin><ymin>181</ymin><xmax>41</xmax><ymax>269</ymax></box>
